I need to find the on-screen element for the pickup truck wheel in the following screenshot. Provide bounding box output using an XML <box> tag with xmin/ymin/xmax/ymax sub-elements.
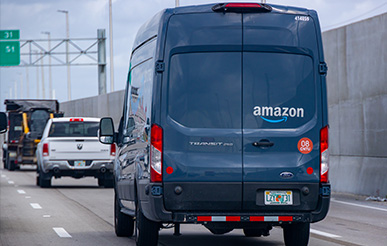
<box><xmin>135</xmin><ymin>203</ymin><xmax>159</xmax><ymax>246</ymax></box>
<box><xmin>98</xmin><ymin>178</ymin><xmax>105</xmax><ymax>187</ymax></box>
<box><xmin>4</xmin><ymin>153</ymin><xmax>9</xmax><ymax>170</ymax></box>
<box><xmin>39</xmin><ymin>170</ymin><xmax>51</xmax><ymax>188</ymax></box>
<box><xmin>114</xmin><ymin>194</ymin><xmax>134</xmax><ymax>237</ymax></box>
<box><xmin>283</xmin><ymin>222</ymin><xmax>310</xmax><ymax>246</ymax></box>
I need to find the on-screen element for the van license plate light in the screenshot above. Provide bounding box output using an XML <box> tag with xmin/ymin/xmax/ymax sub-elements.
<box><xmin>74</xmin><ymin>160</ymin><xmax>86</xmax><ymax>168</ymax></box>
<box><xmin>264</xmin><ymin>191</ymin><xmax>293</xmax><ymax>205</ymax></box>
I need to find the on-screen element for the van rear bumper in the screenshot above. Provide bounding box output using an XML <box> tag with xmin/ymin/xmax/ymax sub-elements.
<box><xmin>140</xmin><ymin>183</ymin><xmax>330</xmax><ymax>224</ymax></box>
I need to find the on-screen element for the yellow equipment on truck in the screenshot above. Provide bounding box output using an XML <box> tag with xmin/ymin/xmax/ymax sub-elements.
<box><xmin>3</xmin><ymin>99</ymin><xmax>63</xmax><ymax>170</ymax></box>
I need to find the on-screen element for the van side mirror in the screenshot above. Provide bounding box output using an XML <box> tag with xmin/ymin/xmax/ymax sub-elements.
<box><xmin>99</xmin><ymin>117</ymin><xmax>115</xmax><ymax>144</ymax></box>
<box><xmin>0</xmin><ymin>112</ymin><xmax>7</xmax><ymax>134</ymax></box>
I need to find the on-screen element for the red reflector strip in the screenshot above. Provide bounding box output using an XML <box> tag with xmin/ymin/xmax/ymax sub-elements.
<box><xmin>250</xmin><ymin>216</ymin><xmax>265</xmax><ymax>222</ymax></box>
<box><xmin>197</xmin><ymin>216</ymin><xmax>241</xmax><ymax>222</ymax></box>
<box><xmin>250</xmin><ymin>216</ymin><xmax>293</xmax><ymax>222</ymax></box>
<box><xmin>197</xmin><ymin>216</ymin><xmax>292</xmax><ymax>222</ymax></box>
<box><xmin>197</xmin><ymin>216</ymin><xmax>212</xmax><ymax>222</ymax></box>
<box><xmin>226</xmin><ymin>216</ymin><xmax>241</xmax><ymax>222</ymax></box>
<box><xmin>279</xmin><ymin>216</ymin><xmax>293</xmax><ymax>222</ymax></box>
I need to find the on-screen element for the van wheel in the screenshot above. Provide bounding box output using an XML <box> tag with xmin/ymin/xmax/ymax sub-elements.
<box><xmin>114</xmin><ymin>193</ymin><xmax>134</xmax><ymax>237</ymax></box>
<box><xmin>283</xmin><ymin>222</ymin><xmax>310</xmax><ymax>246</ymax></box>
<box><xmin>135</xmin><ymin>203</ymin><xmax>159</xmax><ymax>246</ymax></box>
<box><xmin>39</xmin><ymin>169</ymin><xmax>51</xmax><ymax>188</ymax></box>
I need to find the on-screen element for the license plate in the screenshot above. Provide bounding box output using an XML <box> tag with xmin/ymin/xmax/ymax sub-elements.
<box><xmin>74</xmin><ymin>161</ymin><xmax>86</xmax><ymax>168</ymax></box>
<box><xmin>264</xmin><ymin>191</ymin><xmax>293</xmax><ymax>205</ymax></box>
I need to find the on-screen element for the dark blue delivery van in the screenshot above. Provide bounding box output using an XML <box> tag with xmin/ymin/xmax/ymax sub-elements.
<box><xmin>99</xmin><ymin>3</ymin><xmax>330</xmax><ymax>246</ymax></box>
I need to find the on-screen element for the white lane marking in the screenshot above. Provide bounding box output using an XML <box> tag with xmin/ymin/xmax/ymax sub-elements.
<box><xmin>25</xmin><ymin>196</ymin><xmax>31</xmax><ymax>199</ymax></box>
<box><xmin>43</xmin><ymin>215</ymin><xmax>51</xmax><ymax>218</ymax></box>
<box><xmin>8</xmin><ymin>181</ymin><xmax>14</xmax><ymax>184</ymax></box>
<box><xmin>30</xmin><ymin>203</ymin><xmax>42</xmax><ymax>209</ymax></box>
<box><xmin>310</xmin><ymin>229</ymin><xmax>341</xmax><ymax>238</ymax></box>
<box><xmin>17</xmin><ymin>190</ymin><xmax>26</xmax><ymax>194</ymax></box>
<box><xmin>1</xmin><ymin>174</ymin><xmax>6</xmax><ymax>178</ymax></box>
<box><xmin>53</xmin><ymin>227</ymin><xmax>72</xmax><ymax>238</ymax></box>
<box><xmin>332</xmin><ymin>199</ymin><xmax>387</xmax><ymax>212</ymax></box>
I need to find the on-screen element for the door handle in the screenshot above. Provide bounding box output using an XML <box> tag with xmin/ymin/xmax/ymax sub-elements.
<box><xmin>253</xmin><ymin>140</ymin><xmax>274</xmax><ymax>148</ymax></box>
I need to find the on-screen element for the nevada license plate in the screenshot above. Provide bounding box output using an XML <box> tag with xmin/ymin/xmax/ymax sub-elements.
<box><xmin>264</xmin><ymin>191</ymin><xmax>293</xmax><ymax>205</ymax></box>
<box><xmin>74</xmin><ymin>161</ymin><xmax>86</xmax><ymax>168</ymax></box>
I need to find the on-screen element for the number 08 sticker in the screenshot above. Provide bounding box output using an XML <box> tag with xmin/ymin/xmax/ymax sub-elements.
<box><xmin>298</xmin><ymin>137</ymin><xmax>313</xmax><ymax>154</ymax></box>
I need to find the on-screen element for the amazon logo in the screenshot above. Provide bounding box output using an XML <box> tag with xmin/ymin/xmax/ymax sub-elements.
<box><xmin>253</xmin><ymin>106</ymin><xmax>304</xmax><ymax>123</ymax></box>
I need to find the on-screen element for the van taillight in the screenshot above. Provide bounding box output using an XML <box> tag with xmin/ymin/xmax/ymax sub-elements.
<box><xmin>43</xmin><ymin>143</ymin><xmax>49</xmax><ymax>156</ymax></box>
<box><xmin>150</xmin><ymin>124</ymin><xmax>163</xmax><ymax>183</ymax></box>
<box><xmin>212</xmin><ymin>2</ymin><xmax>272</xmax><ymax>13</ymax></box>
<box><xmin>320</xmin><ymin>126</ymin><xmax>329</xmax><ymax>183</ymax></box>
<box><xmin>110</xmin><ymin>143</ymin><xmax>116</xmax><ymax>156</ymax></box>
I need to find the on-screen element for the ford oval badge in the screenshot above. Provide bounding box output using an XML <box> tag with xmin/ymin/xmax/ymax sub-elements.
<box><xmin>280</xmin><ymin>172</ymin><xmax>294</xmax><ymax>179</ymax></box>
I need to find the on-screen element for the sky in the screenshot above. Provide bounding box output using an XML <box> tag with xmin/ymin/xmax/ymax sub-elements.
<box><xmin>0</xmin><ymin>0</ymin><xmax>386</xmax><ymax>111</ymax></box>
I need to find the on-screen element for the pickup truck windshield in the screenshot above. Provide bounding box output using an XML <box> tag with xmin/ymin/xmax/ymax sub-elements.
<box><xmin>49</xmin><ymin>122</ymin><xmax>99</xmax><ymax>137</ymax></box>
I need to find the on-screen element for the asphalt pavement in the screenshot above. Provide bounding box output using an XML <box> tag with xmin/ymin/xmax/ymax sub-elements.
<box><xmin>1</xmin><ymin>165</ymin><xmax>386</xmax><ymax>246</ymax></box>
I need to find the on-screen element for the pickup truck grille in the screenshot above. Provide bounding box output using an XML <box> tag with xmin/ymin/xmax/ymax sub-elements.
<box><xmin>67</xmin><ymin>160</ymin><xmax>93</xmax><ymax>166</ymax></box>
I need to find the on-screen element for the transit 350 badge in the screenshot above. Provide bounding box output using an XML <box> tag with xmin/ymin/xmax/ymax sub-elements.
<box><xmin>298</xmin><ymin>137</ymin><xmax>313</xmax><ymax>154</ymax></box>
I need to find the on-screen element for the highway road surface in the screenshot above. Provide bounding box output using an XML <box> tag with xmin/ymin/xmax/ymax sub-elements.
<box><xmin>1</xmin><ymin>166</ymin><xmax>386</xmax><ymax>246</ymax></box>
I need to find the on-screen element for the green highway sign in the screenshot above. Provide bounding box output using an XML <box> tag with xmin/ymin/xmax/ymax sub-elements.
<box><xmin>0</xmin><ymin>41</ymin><xmax>20</xmax><ymax>66</ymax></box>
<box><xmin>0</xmin><ymin>30</ymin><xmax>20</xmax><ymax>40</ymax></box>
<box><xmin>0</xmin><ymin>30</ymin><xmax>20</xmax><ymax>66</ymax></box>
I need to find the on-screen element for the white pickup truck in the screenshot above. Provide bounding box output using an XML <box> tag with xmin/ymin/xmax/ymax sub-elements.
<box><xmin>36</xmin><ymin>117</ymin><xmax>115</xmax><ymax>188</ymax></box>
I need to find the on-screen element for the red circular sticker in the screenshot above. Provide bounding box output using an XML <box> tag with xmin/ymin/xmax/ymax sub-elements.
<box><xmin>307</xmin><ymin>167</ymin><xmax>314</xmax><ymax>175</ymax></box>
<box><xmin>298</xmin><ymin>138</ymin><xmax>313</xmax><ymax>154</ymax></box>
<box><xmin>166</xmin><ymin>166</ymin><xmax>174</xmax><ymax>174</ymax></box>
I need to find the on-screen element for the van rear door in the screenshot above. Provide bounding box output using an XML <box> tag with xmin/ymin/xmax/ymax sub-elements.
<box><xmin>162</xmin><ymin>13</ymin><xmax>243</xmax><ymax>211</ymax></box>
<box><xmin>242</xmin><ymin>13</ymin><xmax>322</xmax><ymax>211</ymax></box>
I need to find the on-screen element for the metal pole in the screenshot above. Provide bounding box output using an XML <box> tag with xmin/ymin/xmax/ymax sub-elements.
<box><xmin>98</xmin><ymin>29</ymin><xmax>107</xmax><ymax>95</ymax></box>
<box><xmin>34</xmin><ymin>51</ymin><xmax>40</xmax><ymax>98</ymax></box>
<box><xmin>42</xmin><ymin>31</ymin><xmax>53</xmax><ymax>99</ymax></box>
<box><xmin>58</xmin><ymin>10</ymin><xmax>71</xmax><ymax>100</ymax></box>
<box><xmin>175</xmin><ymin>0</ymin><xmax>180</xmax><ymax>7</ymax></box>
<box><xmin>41</xmin><ymin>52</ymin><xmax>45</xmax><ymax>99</ymax></box>
<box><xmin>14</xmin><ymin>80</ymin><xmax>17</xmax><ymax>99</ymax></box>
<box><xmin>109</xmin><ymin>0</ymin><xmax>114</xmax><ymax>92</ymax></box>
<box><xmin>25</xmin><ymin>66</ymin><xmax>29</xmax><ymax>98</ymax></box>
<box><xmin>19</xmin><ymin>73</ymin><xmax>23</xmax><ymax>98</ymax></box>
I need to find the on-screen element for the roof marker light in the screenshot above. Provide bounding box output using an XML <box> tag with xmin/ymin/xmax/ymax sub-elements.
<box><xmin>212</xmin><ymin>2</ymin><xmax>272</xmax><ymax>13</ymax></box>
<box><xmin>70</xmin><ymin>118</ymin><xmax>83</xmax><ymax>122</ymax></box>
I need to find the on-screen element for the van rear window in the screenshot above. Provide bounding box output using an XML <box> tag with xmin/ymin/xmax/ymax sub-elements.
<box><xmin>243</xmin><ymin>52</ymin><xmax>315</xmax><ymax>129</ymax></box>
<box><xmin>49</xmin><ymin>122</ymin><xmax>99</xmax><ymax>137</ymax></box>
<box><xmin>168</xmin><ymin>52</ymin><xmax>241</xmax><ymax>129</ymax></box>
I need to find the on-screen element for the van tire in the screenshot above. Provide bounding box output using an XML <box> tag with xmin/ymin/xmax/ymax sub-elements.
<box><xmin>283</xmin><ymin>222</ymin><xmax>310</xmax><ymax>246</ymax></box>
<box><xmin>39</xmin><ymin>170</ymin><xmax>51</xmax><ymax>188</ymax></box>
<box><xmin>135</xmin><ymin>203</ymin><xmax>159</xmax><ymax>246</ymax></box>
<box><xmin>114</xmin><ymin>193</ymin><xmax>134</xmax><ymax>237</ymax></box>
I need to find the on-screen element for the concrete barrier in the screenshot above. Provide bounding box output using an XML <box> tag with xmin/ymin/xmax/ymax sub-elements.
<box><xmin>61</xmin><ymin>13</ymin><xmax>387</xmax><ymax>197</ymax></box>
<box><xmin>61</xmin><ymin>90</ymin><xmax>125</xmax><ymax>129</ymax></box>
<box><xmin>323</xmin><ymin>13</ymin><xmax>387</xmax><ymax>196</ymax></box>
